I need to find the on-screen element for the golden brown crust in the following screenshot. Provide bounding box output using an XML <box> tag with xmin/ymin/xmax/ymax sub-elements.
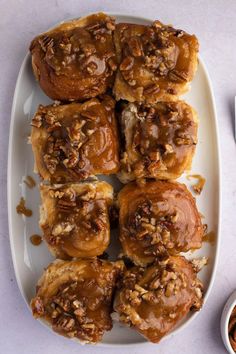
<box><xmin>113</xmin><ymin>21</ymin><xmax>198</xmax><ymax>103</ymax></box>
<box><xmin>114</xmin><ymin>255</ymin><xmax>203</xmax><ymax>343</ymax></box>
<box><xmin>31</xmin><ymin>258</ymin><xmax>124</xmax><ymax>343</ymax></box>
<box><xmin>30</xmin><ymin>13</ymin><xmax>117</xmax><ymax>101</ymax></box>
<box><xmin>39</xmin><ymin>181</ymin><xmax>113</xmax><ymax>259</ymax></box>
<box><xmin>31</xmin><ymin>95</ymin><xmax>120</xmax><ymax>182</ymax></box>
<box><xmin>118</xmin><ymin>101</ymin><xmax>198</xmax><ymax>183</ymax></box>
<box><xmin>118</xmin><ymin>181</ymin><xmax>203</xmax><ymax>266</ymax></box>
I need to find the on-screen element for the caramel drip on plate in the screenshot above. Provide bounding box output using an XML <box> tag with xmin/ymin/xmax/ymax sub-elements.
<box><xmin>24</xmin><ymin>175</ymin><xmax>36</xmax><ymax>188</ymax></box>
<box><xmin>203</xmin><ymin>231</ymin><xmax>215</xmax><ymax>245</ymax></box>
<box><xmin>187</xmin><ymin>174</ymin><xmax>206</xmax><ymax>195</ymax></box>
<box><xmin>16</xmin><ymin>197</ymin><xmax>32</xmax><ymax>217</ymax></box>
<box><xmin>30</xmin><ymin>234</ymin><xmax>42</xmax><ymax>246</ymax></box>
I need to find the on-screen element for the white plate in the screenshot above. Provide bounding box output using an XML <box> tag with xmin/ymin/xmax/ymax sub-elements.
<box><xmin>8</xmin><ymin>14</ymin><xmax>221</xmax><ymax>346</ymax></box>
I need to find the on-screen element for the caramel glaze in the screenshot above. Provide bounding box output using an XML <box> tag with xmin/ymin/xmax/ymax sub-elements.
<box><xmin>114</xmin><ymin>21</ymin><xmax>199</xmax><ymax>103</ymax></box>
<box><xmin>119</xmin><ymin>101</ymin><xmax>197</xmax><ymax>181</ymax></box>
<box><xmin>40</xmin><ymin>182</ymin><xmax>112</xmax><ymax>259</ymax></box>
<box><xmin>31</xmin><ymin>259</ymin><xmax>124</xmax><ymax>343</ymax></box>
<box><xmin>30</xmin><ymin>13</ymin><xmax>117</xmax><ymax>101</ymax></box>
<box><xmin>16</xmin><ymin>197</ymin><xmax>32</xmax><ymax>217</ymax></box>
<box><xmin>203</xmin><ymin>231</ymin><xmax>215</xmax><ymax>245</ymax></box>
<box><xmin>24</xmin><ymin>175</ymin><xmax>36</xmax><ymax>188</ymax></box>
<box><xmin>187</xmin><ymin>174</ymin><xmax>206</xmax><ymax>195</ymax></box>
<box><xmin>114</xmin><ymin>256</ymin><xmax>203</xmax><ymax>343</ymax></box>
<box><xmin>229</xmin><ymin>306</ymin><xmax>236</xmax><ymax>352</ymax></box>
<box><xmin>30</xmin><ymin>234</ymin><xmax>42</xmax><ymax>246</ymax></box>
<box><xmin>31</xmin><ymin>95</ymin><xmax>119</xmax><ymax>183</ymax></box>
<box><xmin>118</xmin><ymin>181</ymin><xmax>203</xmax><ymax>266</ymax></box>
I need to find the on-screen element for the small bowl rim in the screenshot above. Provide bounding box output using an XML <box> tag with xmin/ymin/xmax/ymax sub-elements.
<box><xmin>221</xmin><ymin>290</ymin><xmax>236</xmax><ymax>354</ymax></box>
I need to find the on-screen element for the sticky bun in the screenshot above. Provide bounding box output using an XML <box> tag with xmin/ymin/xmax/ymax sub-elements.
<box><xmin>30</xmin><ymin>13</ymin><xmax>117</xmax><ymax>101</ymax></box>
<box><xmin>114</xmin><ymin>255</ymin><xmax>203</xmax><ymax>343</ymax></box>
<box><xmin>39</xmin><ymin>181</ymin><xmax>113</xmax><ymax>259</ymax></box>
<box><xmin>118</xmin><ymin>101</ymin><xmax>198</xmax><ymax>182</ymax></box>
<box><xmin>31</xmin><ymin>95</ymin><xmax>119</xmax><ymax>182</ymax></box>
<box><xmin>31</xmin><ymin>259</ymin><xmax>124</xmax><ymax>343</ymax></box>
<box><xmin>118</xmin><ymin>181</ymin><xmax>203</xmax><ymax>266</ymax></box>
<box><xmin>113</xmin><ymin>21</ymin><xmax>198</xmax><ymax>103</ymax></box>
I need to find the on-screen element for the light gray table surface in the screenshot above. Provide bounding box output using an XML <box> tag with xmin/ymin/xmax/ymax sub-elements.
<box><xmin>1</xmin><ymin>0</ymin><xmax>236</xmax><ymax>353</ymax></box>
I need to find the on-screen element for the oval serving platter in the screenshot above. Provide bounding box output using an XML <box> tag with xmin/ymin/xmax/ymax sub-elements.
<box><xmin>8</xmin><ymin>14</ymin><xmax>221</xmax><ymax>346</ymax></box>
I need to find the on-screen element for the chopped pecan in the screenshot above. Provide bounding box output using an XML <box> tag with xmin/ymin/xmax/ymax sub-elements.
<box><xmin>144</xmin><ymin>55</ymin><xmax>162</xmax><ymax>70</ymax></box>
<box><xmin>91</xmin><ymin>219</ymin><xmax>104</xmax><ymax>232</ymax></box>
<box><xmin>150</xmin><ymin>278</ymin><xmax>161</xmax><ymax>290</ymax></box>
<box><xmin>191</xmin><ymin>257</ymin><xmax>208</xmax><ymax>273</ymax></box>
<box><xmin>82</xmin><ymin>323</ymin><xmax>96</xmax><ymax>329</ymax></box>
<box><xmin>106</xmin><ymin>21</ymin><xmax>115</xmax><ymax>31</ymax></box>
<box><xmin>57</xmin><ymin>199</ymin><xmax>76</xmax><ymax>211</ymax></box>
<box><xmin>86</xmin><ymin>61</ymin><xmax>98</xmax><ymax>74</ymax></box>
<box><xmin>168</xmin><ymin>110</ymin><xmax>179</xmax><ymax>122</ymax></box>
<box><xmin>169</xmin><ymin>69</ymin><xmax>188</xmax><ymax>82</ymax></box>
<box><xmin>52</xmin><ymin>221</ymin><xmax>74</xmax><ymax>236</ymax></box>
<box><xmin>32</xmin><ymin>297</ymin><xmax>45</xmax><ymax>316</ymax></box>
<box><xmin>170</xmin><ymin>212</ymin><xmax>178</xmax><ymax>223</ymax></box>
<box><xmin>43</xmin><ymin>154</ymin><xmax>59</xmax><ymax>174</ymax></box>
<box><xmin>134</xmin><ymin>284</ymin><xmax>148</xmax><ymax>295</ymax></box>
<box><xmin>79</xmin><ymin>189</ymin><xmax>96</xmax><ymax>201</ymax></box>
<box><xmin>120</xmin><ymin>56</ymin><xmax>134</xmax><ymax>71</ymax></box>
<box><xmin>175</xmin><ymin>29</ymin><xmax>184</xmax><ymax>37</ymax></box>
<box><xmin>45</xmin><ymin>111</ymin><xmax>56</xmax><ymax>125</ymax></box>
<box><xmin>169</xmin><ymin>312</ymin><xmax>177</xmax><ymax>319</ymax></box>
<box><xmin>149</xmin><ymin>151</ymin><xmax>160</xmax><ymax>161</ymax></box>
<box><xmin>38</xmin><ymin>35</ymin><xmax>53</xmax><ymax>52</ymax></box>
<box><xmin>53</xmin><ymin>297</ymin><xmax>71</xmax><ymax>312</ymax></box>
<box><xmin>46</xmin><ymin>121</ymin><xmax>62</xmax><ymax>133</ymax></box>
<box><xmin>128</xmin><ymin>37</ymin><xmax>143</xmax><ymax>57</ymax></box>
<box><xmin>81</xmin><ymin>220</ymin><xmax>92</xmax><ymax>230</ymax></box>
<box><xmin>143</xmin><ymin>84</ymin><xmax>160</xmax><ymax>95</ymax></box>
<box><xmin>59</xmin><ymin>42</ymin><xmax>72</xmax><ymax>54</ymax></box>
<box><xmin>128</xmin><ymin>290</ymin><xmax>142</xmax><ymax>306</ymax></box>
<box><xmin>31</xmin><ymin>113</ymin><xmax>42</xmax><ymax>128</ymax></box>
<box><xmin>152</xmin><ymin>20</ymin><xmax>163</xmax><ymax>29</ymax></box>
<box><xmin>108</xmin><ymin>58</ymin><xmax>117</xmax><ymax>71</ymax></box>
<box><xmin>64</xmin><ymin>188</ymin><xmax>76</xmax><ymax>201</ymax></box>
<box><xmin>55</xmin><ymin>315</ymin><xmax>75</xmax><ymax>331</ymax></box>
<box><xmin>63</xmin><ymin>149</ymin><xmax>79</xmax><ymax>168</ymax></box>
<box><xmin>139</xmin><ymin>201</ymin><xmax>151</xmax><ymax>216</ymax></box>
<box><xmin>141</xmin><ymin>222</ymin><xmax>155</xmax><ymax>233</ymax></box>
<box><xmin>67</xmin><ymin>119</ymin><xmax>85</xmax><ymax>141</ymax></box>
<box><xmin>164</xmin><ymin>144</ymin><xmax>174</xmax><ymax>153</ymax></box>
<box><xmin>128</xmin><ymin>79</ymin><xmax>136</xmax><ymax>86</ymax></box>
<box><xmin>174</xmin><ymin>137</ymin><xmax>192</xmax><ymax>145</ymax></box>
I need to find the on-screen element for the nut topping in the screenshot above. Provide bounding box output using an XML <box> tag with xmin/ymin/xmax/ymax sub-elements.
<box><xmin>31</xmin><ymin>113</ymin><xmax>43</xmax><ymax>128</ymax></box>
<box><xmin>115</xmin><ymin>255</ymin><xmax>203</xmax><ymax>343</ymax></box>
<box><xmin>52</xmin><ymin>222</ymin><xmax>74</xmax><ymax>236</ymax></box>
<box><xmin>128</xmin><ymin>37</ymin><xmax>143</xmax><ymax>57</ymax></box>
<box><xmin>38</xmin><ymin>35</ymin><xmax>54</xmax><ymax>52</ymax></box>
<box><xmin>120</xmin><ymin>56</ymin><xmax>134</xmax><ymax>71</ymax></box>
<box><xmin>43</xmin><ymin>154</ymin><xmax>59</xmax><ymax>174</ymax></box>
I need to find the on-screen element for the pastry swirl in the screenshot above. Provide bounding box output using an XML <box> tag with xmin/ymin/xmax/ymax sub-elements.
<box><xmin>113</xmin><ymin>21</ymin><xmax>198</xmax><ymax>103</ymax></box>
<box><xmin>39</xmin><ymin>181</ymin><xmax>113</xmax><ymax>259</ymax></box>
<box><xmin>118</xmin><ymin>100</ymin><xmax>198</xmax><ymax>182</ymax></box>
<box><xmin>30</xmin><ymin>13</ymin><xmax>117</xmax><ymax>101</ymax></box>
<box><xmin>31</xmin><ymin>259</ymin><xmax>124</xmax><ymax>343</ymax></box>
<box><xmin>31</xmin><ymin>95</ymin><xmax>119</xmax><ymax>183</ymax></box>
<box><xmin>118</xmin><ymin>181</ymin><xmax>203</xmax><ymax>266</ymax></box>
<box><xmin>114</xmin><ymin>255</ymin><xmax>203</xmax><ymax>343</ymax></box>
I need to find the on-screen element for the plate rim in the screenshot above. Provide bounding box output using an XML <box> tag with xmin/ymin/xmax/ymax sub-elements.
<box><xmin>7</xmin><ymin>13</ymin><xmax>221</xmax><ymax>347</ymax></box>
